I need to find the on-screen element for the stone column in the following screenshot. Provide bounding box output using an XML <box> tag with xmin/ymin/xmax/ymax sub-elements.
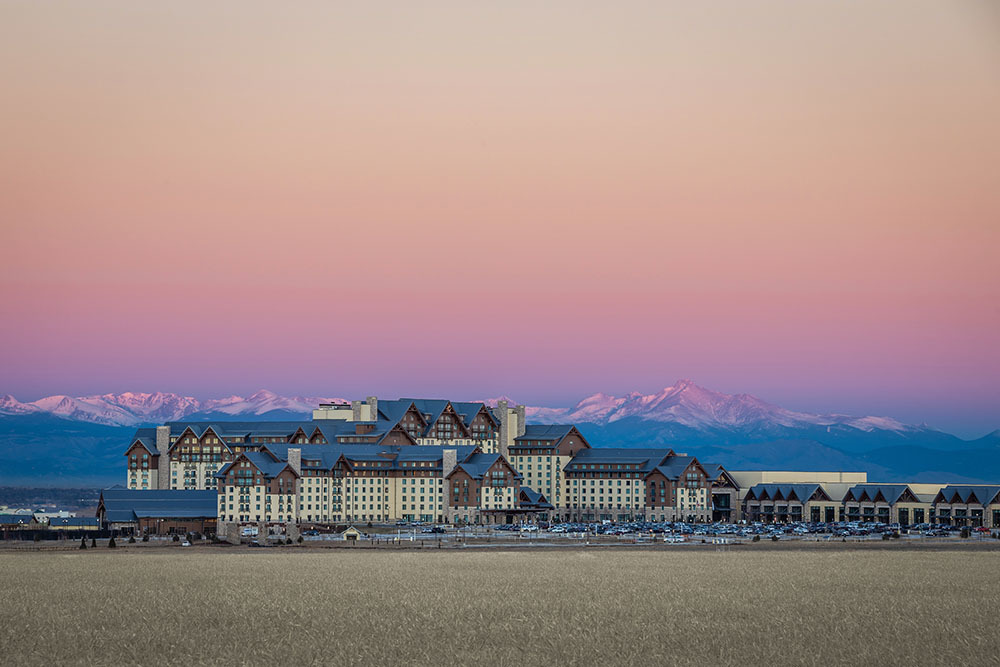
<box><xmin>218</xmin><ymin>522</ymin><xmax>241</xmax><ymax>545</ymax></box>
<box><xmin>156</xmin><ymin>425</ymin><xmax>170</xmax><ymax>490</ymax></box>
<box><xmin>287</xmin><ymin>448</ymin><xmax>302</xmax><ymax>476</ymax></box>
<box><xmin>494</xmin><ymin>401</ymin><xmax>509</xmax><ymax>457</ymax></box>
<box><xmin>442</xmin><ymin>448</ymin><xmax>457</xmax><ymax>477</ymax></box>
<box><xmin>286</xmin><ymin>523</ymin><xmax>301</xmax><ymax>541</ymax></box>
<box><xmin>441</xmin><ymin>449</ymin><xmax>457</xmax><ymax>521</ymax></box>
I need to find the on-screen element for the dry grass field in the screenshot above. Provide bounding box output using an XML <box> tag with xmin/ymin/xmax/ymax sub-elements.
<box><xmin>2</xmin><ymin>546</ymin><xmax>998</xmax><ymax>666</ymax></box>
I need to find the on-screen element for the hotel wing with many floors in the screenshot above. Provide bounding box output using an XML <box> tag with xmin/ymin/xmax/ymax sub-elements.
<box><xmin>118</xmin><ymin>394</ymin><xmax>1000</xmax><ymax>533</ymax></box>
<box><xmin>122</xmin><ymin>396</ymin><xmax>728</xmax><ymax>529</ymax></box>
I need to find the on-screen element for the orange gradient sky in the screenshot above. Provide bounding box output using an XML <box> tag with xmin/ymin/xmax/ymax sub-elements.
<box><xmin>1</xmin><ymin>2</ymin><xmax>998</xmax><ymax>435</ymax></box>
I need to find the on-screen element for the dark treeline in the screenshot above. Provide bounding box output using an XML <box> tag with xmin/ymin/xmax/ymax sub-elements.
<box><xmin>0</xmin><ymin>487</ymin><xmax>100</xmax><ymax>509</ymax></box>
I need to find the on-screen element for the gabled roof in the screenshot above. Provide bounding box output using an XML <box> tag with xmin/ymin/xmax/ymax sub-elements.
<box><xmin>0</xmin><ymin>514</ymin><xmax>36</xmax><ymax>525</ymax></box>
<box><xmin>165</xmin><ymin>420</ymin><xmax>316</xmax><ymax>440</ymax></box>
<box><xmin>450</xmin><ymin>453</ymin><xmax>519</xmax><ymax>480</ymax></box>
<box><xmin>844</xmin><ymin>484</ymin><xmax>917</xmax><ymax>505</ymax></box>
<box><xmin>310</xmin><ymin>420</ymin><xmax>366</xmax><ymax>443</ymax></box>
<box><xmin>702</xmin><ymin>463</ymin><xmax>738</xmax><ymax>487</ymax></box>
<box><xmin>452</xmin><ymin>402</ymin><xmax>498</xmax><ymax>427</ymax></box>
<box><xmin>126</xmin><ymin>428</ymin><xmax>159</xmax><ymax>455</ymax></box>
<box><xmin>375</xmin><ymin>399</ymin><xmax>418</xmax><ymax>425</ymax></box>
<box><xmin>653</xmin><ymin>456</ymin><xmax>702</xmax><ymax>481</ymax></box>
<box><xmin>244</xmin><ymin>451</ymin><xmax>293</xmax><ymax>478</ymax></box>
<box><xmin>216</xmin><ymin>450</ymin><xmax>291</xmax><ymax>479</ymax></box>
<box><xmin>519</xmin><ymin>487</ymin><xmax>554</xmax><ymax>510</ymax></box>
<box><xmin>377</xmin><ymin>398</ymin><xmax>494</xmax><ymax>437</ymax></box>
<box><xmin>251</xmin><ymin>443</ymin><xmax>480</xmax><ymax>473</ymax></box>
<box><xmin>745</xmin><ymin>483</ymin><xmax>828</xmax><ymax>503</ymax></box>
<box><xmin>935</xmin><ymin>485</ymin><xmax>1000</xmax><ymax>506</ymax></box>
<box><xmin>379</xmin><ymin>398</ymin><xmax>454</xmax><ymax>436</ymax></box>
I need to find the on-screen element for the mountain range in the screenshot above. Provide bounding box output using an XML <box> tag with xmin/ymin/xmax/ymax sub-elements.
<box><xmin>1</xmin><ymin>381</ymin><xmax>997</xmax><ymax>485</ymax></box>
<box><xmin>0</xmin><ymin>390</ymin><xmax>345</xmax><ymax>427</ymax></box>
<box><xmin>523</xmin><ymin>379</ymin><xmax>915</xmax><ymax>432</ymax></box>
<box><xmin>517</xmin><ymin>380</ymin><xmax>999</xmax><ymax>454</ymax></box>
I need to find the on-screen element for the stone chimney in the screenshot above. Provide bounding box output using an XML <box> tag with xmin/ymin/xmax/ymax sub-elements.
<box><xmin>495</xmin><ymin>400</ymin><xmax>509</xmax><ymax>458</ymax></box>
<box><xmin>442</xmin><ymin>448</ymin><xmax>457</xmax><ymax>478</ymax></box>
<box><xmin>515</xmin><ymin>404</ymin><xmax>526</xmax><ymax>438</ymax></box>
<box><xmin>351</xmin><ymin>400</ymin><xmax>363</xmax><ymax>421</ymax></box>
<box><xmin>287</xmin><ymin>447</ymin><xmax>302</xmax><ymax>476</ymax></box>
<box><xmin>155</xmin><ymin>425</ymin><xmax>170</xmax><ymax>490</ymax></box>
<box><xmin>366</xmin><ymin>396</ymin><xmax>378</xmax><ymax>421</ymax></box>
<box><xmin>441</xmin><ymin>448</ymin><xmax>458</xmax><ymax>521</ymax></box>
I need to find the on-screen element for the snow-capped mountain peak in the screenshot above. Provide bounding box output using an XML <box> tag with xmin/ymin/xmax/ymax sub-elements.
<box><xmin>0</xmin><ymin>390</ymin><xmax>346</xmax><ymax>426</ymax></box>
<box><xmin>0</xmin><ymin>381</ymin><xmax>945</xmax><ymax>438</ymax></box>
<box><xmin>522</xmin><ymin>380</ymin><xmax>921</xmax><ymax>435</ymax></box>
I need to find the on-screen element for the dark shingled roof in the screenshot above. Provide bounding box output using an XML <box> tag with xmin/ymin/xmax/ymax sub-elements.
<box><xmin>936</xmin><ymin>485</ymin><xmax>1000</xmax><ymax>505</ymax></box>
<box><xmin>844</xmin><ymin>484</ymin><xmax>916</xmax><ymax>505</ymax></box>
<box><xmin>48</xmin><ymin>517</ymin><xmax>99</xmax><ymax>527</ymax></box>
<box><xmin>376</xmin><ymin>398</ymin><xmax>496</xmax><ymax>438</ymax></box>
<box><xmin>653</xmin><ymin>455</ymin><xmax>700</xmax><ymax>480</ymax></box>
<box><xmin>166</xmin><ymin>421</ymin><xmax>316</xmax><ymax>439</ymax></box>
<box><xmin>451</xmin><ymin>453</ymin><xmax>520</xmax><ymax>480</ymax></box>
<box><xmin>518</xmin><ymin>487</ymin><xmax>554</xmax><ymax>510</ymax></box>
<box><xmin>0</xmin><ymin>514</ymin><xmax>35</xmax><ymax>525</ymax></box>
<box><xmin>515</xmin><ymin>424</ymin><xmax>577</xmax><ymax>442</ymax></box>
<box><xmin>99</xmin><ymin>489</ymin><xmax>218</xmax><ymax>523</ymax></box>
<box><xmin>702</xmin><ymin>463</ymin><xmax>726</xmax><ymax>481</ymax></box>
<box><xmin>745</xmin><ymin>483</ymin><xmax>828</xmax><ymax>503</ymax></box>
<box><xmin>221</xmin><ymin>443</ymin><xmax>481</xmax><ymax>477</ymax></box>
<box><xmin>130</xmin><ymin>397</ymin><xmax>500</xmax><ymax>457</ymax></box>
<box><xmin>451</xmin><ymin>402</ymin><xmax>498</xmax><ymax>428</ymax></box>
<box><xmin>565</xmin><ymin>447</ymin><xmax>674</xmax><ymax>474</ymax></box>
<box><xmin>126</xmin><ymin>428</ymin><xmax>159</xmax><ymax>455</ymax></box>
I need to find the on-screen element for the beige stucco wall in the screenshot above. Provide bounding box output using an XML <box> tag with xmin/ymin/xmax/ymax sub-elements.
<box><xmin>127</xmin><ymin>467</ymin><xmax>157</xmax><ymax>490</ymax></box>
<box><xmin>169</xmin><ymin>459</ymin><xmax>224</xmax><ymax>490</ymax></box>
<box><xmin>512</xmin><ymin>453</ymin><xmax>569</xmax><ymax>508</ymax></box>
<box><xmin>730</xmin><ymin>471</ymin><xmax>868</xmax><ymax>491</ymax></box>
<box><xmin>312</xmin><ymin>406</ymin><xmax>354</xmax><ymax>420</ymax></box>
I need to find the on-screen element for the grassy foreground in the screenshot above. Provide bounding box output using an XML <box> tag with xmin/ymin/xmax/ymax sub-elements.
<box><xmin>2</xmin><ymin>548</ymin><xmax>998</xmax><ymax>666</ymax></box>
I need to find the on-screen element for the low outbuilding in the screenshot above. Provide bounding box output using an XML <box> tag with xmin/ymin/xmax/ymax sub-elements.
<box><xmin>47</xmin><ymin>517</ymin><xmax>100</xmax><ymax>531</ymax></box>
<box><xmin>97</xmin><ymin>488</ymin><xmax>218</xmax><ymax>535</ymax></box>
<box><xmin>0</xmin><ymin>514</ymin><xmax>37</xmax><ymax>529</ymax></box>
<box><xmin>339</xmin><ymin>526</ymin><xmax>363</xmax><ymax>541</ymax></box>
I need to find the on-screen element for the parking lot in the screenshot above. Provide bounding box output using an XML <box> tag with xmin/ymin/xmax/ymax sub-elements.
<box><xmin>297</xmin><ymin>519</ymin><xmax>1000</xmax><ymax>547</ymax></box>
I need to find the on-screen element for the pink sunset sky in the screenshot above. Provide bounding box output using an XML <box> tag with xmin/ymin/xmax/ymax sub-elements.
<box><xmin>1</xmin><ymin>2</ymin><xmax>998</xmax><ymax>436</ymax></box>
